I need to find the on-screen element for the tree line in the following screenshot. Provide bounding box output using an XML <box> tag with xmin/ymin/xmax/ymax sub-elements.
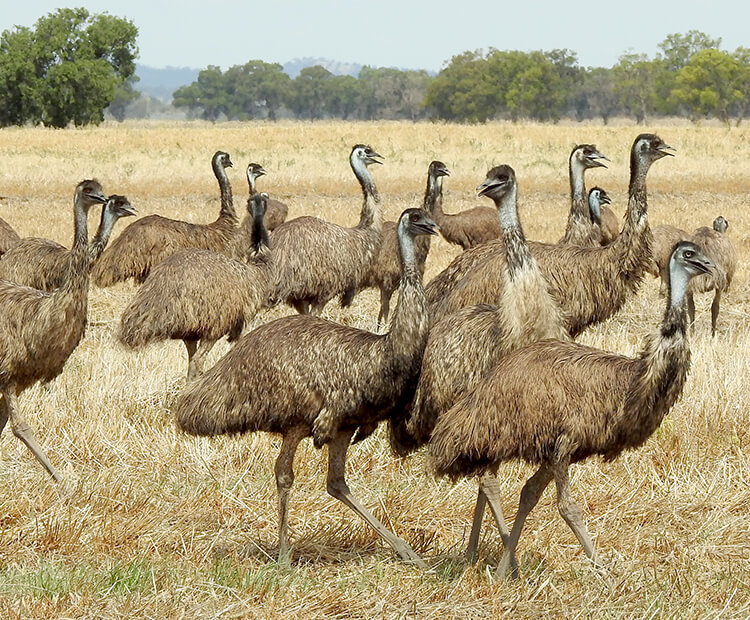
<box><xmin>173</xmin><ymin>31</ymin><xmax>750</xmax><ymax>125</ymax></box>
<box><xmin>0</xmin><ymin>8</ymin><xmax>748</xmax><ymax>127</ymax></box>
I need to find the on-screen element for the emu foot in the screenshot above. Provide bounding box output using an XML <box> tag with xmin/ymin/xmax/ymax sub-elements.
<box><xmin>494</xmin><ymin>550</ymin><xmax>520</xmax><ymax>580</ymax></box>
<box><xmin>392</xmin><ymin>538</ymin><xmax>427</xmax><ymax>569</ymax></box>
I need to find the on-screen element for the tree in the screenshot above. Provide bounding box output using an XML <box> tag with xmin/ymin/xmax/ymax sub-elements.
<box><xmin>173</xmin><ymin>66</ymin><xmax>228</xmax><ymax>121</ymax></box>
<box><xmin>612</xmin><ymin>52</ymin><xmax>659</xmax><ymax>123</ymax></box>
<box><xmin>0</xmin><ymin>8</ymin><xmax>138</xmax><ymax>127</ymax></box>
<box><xmin>424</xmin><ymin>51</ymin><xmax>499</xmax><ymax>122</ymax></box>
<box><xmin>358</xmin><ymin>66</ymin><xmax>431</xmax><ymax>120</ymax></box>
<box><xmin>327</xmin><ymin>75</ymin><xmax>362</xmax><ymax>119</ymax></box>
<box><xmin>671</xmin><ymin>49</ymin><xmax>744</xmax><ymax>123</ymax></box>
<box><xmin>658</xmin><ymin>30</ymin><xmax>722</xmax><ymax>70</ymax></box>
<box><xmin>655</xmin><ymin>31</ymin><xmax>722</xmax><ymax>115</ymax></box>
<box><xmin>574</xmin><ymin>67</ymin><xmax>619</xmax><ymax>123</ymax></box>
<box><xmin>288</xmin><ymin>66</ymin><xmax>334</xmax><ymax>119</ymax></box>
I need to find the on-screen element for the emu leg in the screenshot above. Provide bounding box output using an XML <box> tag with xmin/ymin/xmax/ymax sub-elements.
<box><xmin>551</xmin><ymin>461</ymin><xmax>599</xmax><ymax>566</ymax></box>
<box><xmin>184</xmin><ymin>339</ymin><xmax>199</xmax><ymax>381</ymax></box>
<box><xmin>466</xmin><ymin>489</ymin><xmax>487</xmax><ymax>564</ymax></box>
<box><xmin>291</xmin><ymin>300</ymin><xmax>309</xmax><ymax>315</ymax></box>
<box><xmin>309</xmin><ymin>301</ymin><xmax>326</xmax><ymax>317</ymax></box>
<box><xmin>686</xmin><ymin>292</ymin><xmax>695</xmax><ymax>330</ymax></box>
<box><xmin>0</xmin><ymin>394</ymin><xmax>8</xmax><ymax>437</ymax></box>
<box><xmin>376</xmin><ymin>288</ymin><xmax>393</xmax><ymax>329</ymax></box>
<box><xmin>495</xmin><ymin>464</ymin><xmax>553</xmax><ymax>579</ymax></box>
<box><xmin>326</xmin><ymin>429</ymin><xmax>425</xmax><ymax>567</ymax></box>
<box><xmin>466</xmin><ymin>473</ymin><xmax>517</xmax><ymax>570</ymax></box>
<box><xmin>275</xmin><ymin>425</ymin><xmax>307</xmax><ymax>566</ymax></box>
<box><xmin>189</xmin><ymin>339</ymin><xmax>217</xmax><ymax>380</ymax></box>
<box><xmin>711</xmin><ymin>290</ymin><xmax>721</xmax><ymax>336</ymax></box>
<box><xmin>3</xmin><ymin>387</ymin><xmax>62</xmax><ymax>482</ymax></box>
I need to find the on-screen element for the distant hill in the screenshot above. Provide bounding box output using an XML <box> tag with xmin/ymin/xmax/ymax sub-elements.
<box><xmin>282</xmin><ymin>57</ymin><xmax>363</xmax><ymax>78</ymax></box>
<box><xmin>134</xmin><ymin>58</ymin><xmax>430</xmax><ymax>102</ymax></box>
<box><xmin>134</xmin><ymin>64</ymin><xmax>200</xmax><ymax>102</ymax></box>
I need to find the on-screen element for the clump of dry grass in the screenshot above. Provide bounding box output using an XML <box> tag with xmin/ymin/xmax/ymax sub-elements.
<box><xmin>0</xmin><ymin>120</ymin><xmax>749</xmax><ymax>618</ymax></box>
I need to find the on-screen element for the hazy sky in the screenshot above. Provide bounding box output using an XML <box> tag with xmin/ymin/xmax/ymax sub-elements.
<box><xmin>3</xmin><ymin>1</ymin><xmax>747</xmax><ymax>71</ymax></box>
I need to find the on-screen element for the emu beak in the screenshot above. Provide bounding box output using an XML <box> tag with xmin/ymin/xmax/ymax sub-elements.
<box><xmin>477</xmin><ymin>178</ymin><xmax>502</xmax><ymax>198</ymax></box>
<box><xmin>90</xmin><ymin>191</ymin><xmax>108</xmax><ymax>204</ymax></box>
<box><xmin>658</xmin><ymin>143</ymin><xmax>676</xmax><ymax>157</ymax></box>
<box><xmin>122</xmin><ymin>204</ymin><xmax>137</xmax><ymax>217</ymax></box>
<box><xmin>416</xmin><ymin>219</ymin><xmax>440</xmax><ymax>236</ymax></box>
<box><xmin>370</xmin><ymin>152</ymin><xmax>385</xmax><ymax>165</ymax></box>
<box><xmin>589</xmin><ymin>152</ymin><xmax>610</xmax><ymax>168</ymax></box>
<box><xmin>690</xmin><ymin>255</ymin><xmax>714</xmax><ymax>275</ymax></box>
<box><xmin>600</xmin><ymin>192</ymin><xmax>611</xmax><ymax>205</ymax></box>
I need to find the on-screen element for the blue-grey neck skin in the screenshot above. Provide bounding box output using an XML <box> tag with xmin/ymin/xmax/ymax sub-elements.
<box><xmin>350</xmin><ymin>151</ymin><xmax>379</xmax><ymax>204</ymax></box>
<box><xmin>496</xmin><ymin>184</ymin><xmax>519</xmax><ymax>229</ymax></box>
<box><xmin>668</xmin><ymin>255</ymin><xmax>690</xmax><ymax>309</ymax></box>
<box><xmin>396</xmin><ymin>216</ymin><xmax>417</xmax><ymax>276</ymax></box>
<box><xmin>247</xmin><ymin>171</ymin><xmax>257</xmax><ymax>194</ymax></box>
<box><xmin>570</xmin><ymin>154</ymin><xmax>586</xmax><ymax>201</ymax></box>
<box><xmin>588</xmin><ymin>191</ymin><xmax>601</xmax><ymax>222</ymax></box>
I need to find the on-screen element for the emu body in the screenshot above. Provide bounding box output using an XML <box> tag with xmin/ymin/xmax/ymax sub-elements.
<box><xmin>92</xmin><ymin>151</ymin><xmax>236</xmax><ymax>286</ymax></box>
<box><xmin>174</xmin><ymin>208</ymin><xmax>437</xmax><ymax>566</ymax></box>
<box><xmin>430</xmin><ymin>242</ymin><xmax>713</xmax><ymax>578</ymax></box>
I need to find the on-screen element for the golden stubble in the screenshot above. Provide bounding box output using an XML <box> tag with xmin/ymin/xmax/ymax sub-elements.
<box><xmin>0</xmin><ymin>120</ymin><xmax>749</xmax><ymax>618</ymax></box>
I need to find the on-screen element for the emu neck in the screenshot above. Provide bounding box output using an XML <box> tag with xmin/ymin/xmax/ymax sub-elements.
<box><xmin>387</xmin><ymin>229</ymin><xmax>430</xmax><ymax>368</ymax></box>
<box><xmin>61</xmin><ymin>195</ymin><xmax>91</xmax><ymax>296</ymax></box>
<box><xmin>608</xmin><ymin>288</ymin><xmax>690</xmax><ymax>461</ymax></box>
<box><xmin>494</xmin><ymin>185</ymin><xmax>533</xmax><ymax>280</ymax></box>
<box><xmin>604</xmin><ymin>154</ymin><xmax>654</xmax><ymax>287</ymax></box>
<box><xmin>588</xmin><ymin>195</ymin><xmax>601</xmax><ymax>224</ymax></box>
<box><xmin>247</xmin><ymin>210</ymin><xmax>270</xmax><ymax>262</ymax></box>
<box><xmin>88</xmin><ymin>207</ymin><xmax>116</xmax><ymax>261</ymax></box>
<box><xmin>214</xmin><ymin>161</ymin><xmax>236</xmax><ymax>223</ymax></box>
<box><xmin>352</xmin><ymin>161</ymin><xmax>381</xmax><ymax>231</ymax></box>
<box><xmin>560</xmin><ymin>159</ymin><xmax>592</xmax><ymax>243</ymax></box>
<box><xmin>424</xmin><ymin>175</ymin><xmax>443</xmax><ymax>212</ymax></box>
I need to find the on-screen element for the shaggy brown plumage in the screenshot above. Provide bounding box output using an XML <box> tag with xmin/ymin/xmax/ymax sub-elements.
<box><xmin>174</xmin><ymin>208</ymin><xmax>437</xmax><ymax>566</ymax></box>
<box><xmin>0</xmin><ymin>216</ymin><xmax>19</xmax><ymax>256</ymax></box>
<box><xmin>0</xmin><ymin>179</ymin><xmax>107</xmax><ymax>482</ymax></box>
<box><xmin>92</xmin><ymin>151</ymin><xmax>236</xmax><ymax>286</ymax></box>
<box><xmin>429</xmin><ymin>199</ymin><xmax>500</xmax><ymax>250</ymax></box>
<box><xmin>647</xmin><ymin>224</ymin><xmax>690</xmax><ymax>291</ymax></box>
<box><xmin>588</xmin><ymin>186</ymin><xmax>619</xmax><ymax>245</ymax></box>
<box><xmin>429</xmin><ymin>242</ymin><xmax>714</xmax><ymax>578</ymax></box>
<box><xmin>339</xmin><ymin>160</ymin><xmax>448</xmax><ymax>326</ymax></box>
<box><xmin>393</xmin><ymin>164</ymin><xmax>569</xmax><ymax>564</ymax></box>
<box><xmin>687</xmin><ymin>216</ymin><xmax>737</xmax><ymax>335</ymax></box>
<box><xmin>426</xmin><ymin>134</ymin><xmax>674</xmax><ymax>338</ymax></box>
<box><xmin>0</xmin><ymin>195</ymin><xmax>135</xmax><ymax>291</ymax></box>
<box><xmin>119</xmin><ymin>193</ymin><xmax>272</xmax><ymax>380</ymax></box>
<box><xmin>229</xmin><ymin>164</ymin><xmax>287</xmax><ymax>259</ymax></box>
<box><xmin>269</xmin><ymin>144</ymin><xmax>384</xmax><ymax>315</ymax></box>
<box><xmin>559</xmin><ymin>144</ymin><xmax>609</xmax><ymax>247</ymax></box>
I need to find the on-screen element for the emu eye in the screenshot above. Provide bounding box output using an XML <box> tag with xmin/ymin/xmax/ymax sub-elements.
<box><xmin>410</xmin><ymin>213</ymin><xmax>419</xmax><ymax>221</ymax></box>
<box><xmin>684</xmin><ymin>250</ymin><xmax>694</xmax><ymax>258</ymax></box>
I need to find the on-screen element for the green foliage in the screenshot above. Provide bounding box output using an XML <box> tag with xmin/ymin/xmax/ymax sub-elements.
<box><xmin>288</xmin><ymin>65</ymin><xmax>334</xmax><ymax>119</ymax></box>
<box><xmin>423</xmin><ymin>51</ymin><xmax>496</xmax><ymax>122</ymax></box>
<box><xmin>0</xmin><ymin>8</ymin><xmax>138</xmax><ymax>127</ymax></box>
<box><xmin>672</xmin><ymin>49</ymin><xmax>745</xmax><ymax>123</ymax></box>
<box><xmin>173</xmin><ymin>65</ymin><xmax>228</xmax><ymax>121</ymax></box>
<box><xmin>166</xmin><ymin>29</ymin><xmax>746</xmax><ymax>124</ymax></box>
<box><xmin>612</xmin><ymin>53</ymin><xmax>660</xmax><ymax>123</ymax></box>
<box><xmin>424</xmin><ymin>48</ymin><xmax>581</xmax><ymax>122</ymax></box>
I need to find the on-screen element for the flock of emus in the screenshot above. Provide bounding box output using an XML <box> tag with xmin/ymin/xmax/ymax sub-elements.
<box><xmin>0</xmin><ymin>134</ymin><xmax>738</xmax><ymax>578</ymax></box>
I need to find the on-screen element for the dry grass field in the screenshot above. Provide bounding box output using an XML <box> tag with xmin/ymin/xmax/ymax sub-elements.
<box><xmin>0</xmin><ymin>120</ymin><xmax>749</xmax><ymax>618</ymax></box>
